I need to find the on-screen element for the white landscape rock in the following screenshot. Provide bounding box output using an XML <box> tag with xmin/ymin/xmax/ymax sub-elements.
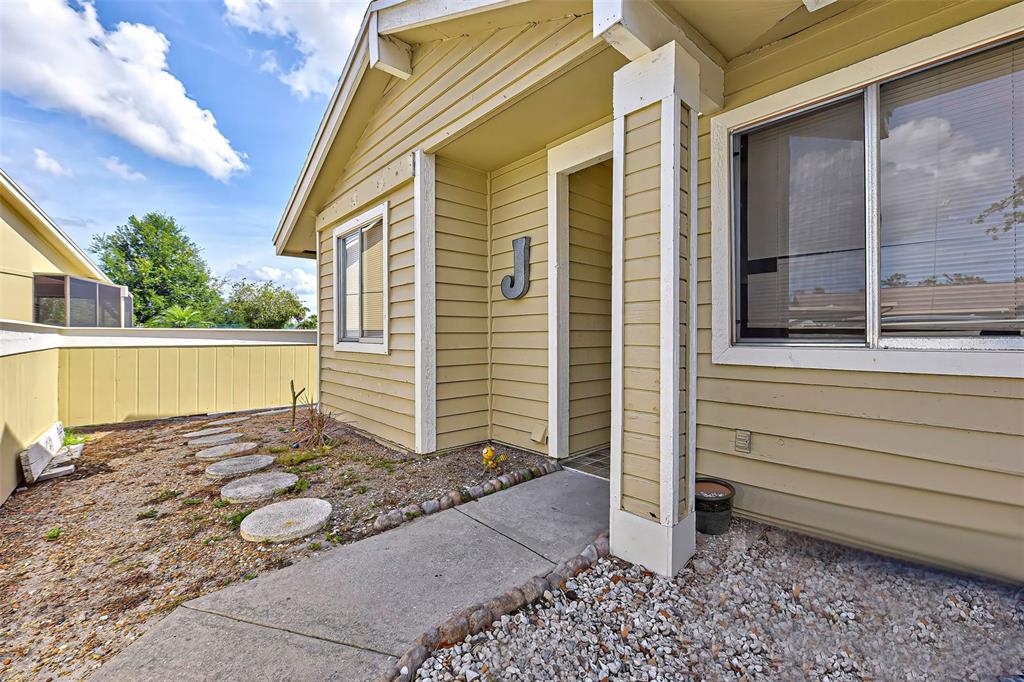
<box><xmin>221</xmin><ymin>472</ymin><xmax>298</xmax><ymax>503</ymax></box>
<box><xmin>181</xmin><ymin>426</ymin><xmax>232</xmax><ymax>439</ymax></box>
<box><xmin>206</xmin><ymin>416</ymin><xmax>251</xmax><ymax>427</ymax></box>
<box><xmin>205</xmin><ymin>455</ymin><xmax>276</xmax><ymax>480</ymax></box>
<box><xmin>195</xmin><ymin>441</ymin><xmax>259</xmax><ymax>461</ymax></box>
<box><xmin>239</xmin><ymin>498</ymin><xmax>332</xmax><ymax>543</ymax></box>
<box><xmin>189</xmin><ymin>432</ymin><xmax>243</xmax><ymax>447</ymax></box>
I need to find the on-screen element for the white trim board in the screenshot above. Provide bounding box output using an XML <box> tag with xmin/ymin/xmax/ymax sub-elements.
<box><xmin>330</xmin><ymin>202</ymin><xmax>391</xmax><ymax>355</ymax></box>
<box><xmin>414</xmin><ymin>150</ymin><xmax>437</xmax><ymax>454</ymax></box>
<box><xmin>709</xmin><ymin>6</ymin><xmax>1024</xmax><ymax>379</ymax></box>
<box><xmin>546</xmin><ymin>122</ymin><xmax>613</xmax><ymax>459</ymax></box>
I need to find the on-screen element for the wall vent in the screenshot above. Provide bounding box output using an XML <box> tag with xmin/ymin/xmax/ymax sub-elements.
<box><xmin>734</xmin><ymin>429</ymin><xmax>752</xmax><ymax>454</ymax></box>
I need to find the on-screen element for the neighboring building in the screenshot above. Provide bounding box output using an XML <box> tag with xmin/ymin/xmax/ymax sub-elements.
<box><xmin>275</xmin><ymin>0</ymin><xmax>1023</xmax><ymax>581</ymax></box>
<box><xmin>1</xmin><ymin>169</ymin><xmax>133</xmax><ymax>328</ymax></box>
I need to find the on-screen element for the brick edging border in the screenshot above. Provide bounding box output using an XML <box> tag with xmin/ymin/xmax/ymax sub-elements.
<box><xmin>372</xmin><ymin>460</ymin><xmax>564</xmax><ymax>533</ymax></box>
<box><xmin>382</xmin><ymin>527</ymin><xmax>612</xmax><ymax>682</ymax></box>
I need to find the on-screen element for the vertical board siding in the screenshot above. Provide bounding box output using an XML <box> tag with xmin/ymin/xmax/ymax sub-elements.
<box><xmin>435</xmin><ymin>158</ymin><xmax>491</xmax><ymax>449</ymax></box>
<box><xmin>621</xmin><ymin>103</ymin><xmax>662</xmax><ymax>520</ymax></box>
<box><xmin>697</xmin><ymin>0</ymin><xmax>1024</xmax><ymax>580</ymax></box>
<box><xmin>568</xmin><ymin>161</ymin><xmax>613</xmax><ymax>455</ymax></box>
<box><xmin>319</xmin><ymin>182</ymin><xmax>416</xmax><ymax>450</ymax></box>
<box><xmin>57</xmin><ymin>345</ymin><xmax>316</xmax><ymax>427</ymax></box>
<box><xmin>1</xmin><ymin>349</ymin><xmax>59</xmax><ymax>503</ymax></box>
<box><xmin>489</xmin><ymin>151</ymin><xmax>549</xmax><ymax>453</ymax></box>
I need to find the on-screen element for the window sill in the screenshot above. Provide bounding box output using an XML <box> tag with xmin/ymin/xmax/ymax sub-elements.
<box><xmin>332</xmin><ymin>341</ymin><xmax>389</xmax><ymax>355</ymax></box>
<box><xmin>711</xmin><ymin>343</ymin><xmax>1023</xmax><ymax>379</ymax></box>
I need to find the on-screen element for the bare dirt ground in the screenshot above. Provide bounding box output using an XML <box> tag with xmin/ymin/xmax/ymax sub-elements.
<box><xmin>0</xmin><ymin>409</ymin><xmax>545</xmax><ymax>681</ymax></box>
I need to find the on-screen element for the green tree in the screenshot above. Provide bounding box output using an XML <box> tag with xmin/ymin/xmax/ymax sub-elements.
<box><xmin>219</xmin><ymin>279</ymin><xmax>309</xmax><ymax>329</ymax></box>
<box><xmin>91</xmin><ymin>213</ymin><xmax>223</xmax><ymax>324</ymax></box>
<box><xmin>295</xmin><ymin>314</ymin><xmax>317</xmax><ymax>330</ymax></box>
<box><xmin>146</xmin><ymin>305</ymin><xmax>213</xmax><ymax>328</ymax></box>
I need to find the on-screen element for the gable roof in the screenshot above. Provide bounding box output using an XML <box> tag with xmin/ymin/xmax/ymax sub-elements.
<box><xmin>0</xmin><ymin>168</ymin><xmax>111</xmax><ymax>283</ymax></box>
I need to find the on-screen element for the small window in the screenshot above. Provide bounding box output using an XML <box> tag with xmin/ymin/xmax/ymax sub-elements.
<box><xmin>68</xmin><ymin>277</ymin><xmax>98</xmax><ymax>327</ymax></box>
<box><xmin>733</xmin><ymin>96</ymin><xmax>866</xmax><ymax>342</ymax></box>
<box><xmin>33</xmin><ymin>275</ymin><xmax>66</xmax><ymax>325</ymax></box>
<box><xmin>98</xmin><ymin>283</ymin><xmax>122</xmax><ymax>327</ymax></box>
<box><xmin>333</xmin><ymin>203</ymin><xmax>388</xmax><ymax>351</ymax></box>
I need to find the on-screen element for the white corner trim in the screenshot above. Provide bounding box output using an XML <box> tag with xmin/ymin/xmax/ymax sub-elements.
<box><xmin>547</xmin><ymin>122</ymin><xmax>614</xmax><ymax>460</ymax></box>
<box><xmin>709</xmin><ymin>7</ymin><xmax>1024</xmax><ymax>380</ymax></box>
<box><xmin>414</xmin><ymin>150</ymin><xmax>437</xmax><ymax>454</ymax></box>
<box><xmin>331</xmin><ymin>201</ymin><xmax>391</xmax><ymax>355</ymax></box>
<box><xmin>686</xmin><ymin>106</ymin><xmax>699</xmax><ymax>516</ymax></box>
<box><xmin>609</xmin><ymin>507</ymin><xmax>695</xmax><ymax>577</ymax></box>
<box><xmin>658</xmin><ymin>95</ymin><xmax>681</xmax><ymax>528</ymax></box>
<box><xmin>609</xmin><ymin>116</ymin><xmax>626</xmax><ymax>514</ymax></box>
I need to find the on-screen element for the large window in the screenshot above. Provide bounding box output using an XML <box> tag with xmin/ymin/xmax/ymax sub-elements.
<box><xmin>333</xmin><ymin>203</ymin><xmax>388</xmax><ymax>352</ymax></box>
<box><xmin>731</xmin><ymin>37</ymin><xmax>1021</xmax><ymax>345</ymax></box>
<box><xmin>33</xmin><ymin>274</ymin><xmax>129</xmax><ymax>327</ymax></box>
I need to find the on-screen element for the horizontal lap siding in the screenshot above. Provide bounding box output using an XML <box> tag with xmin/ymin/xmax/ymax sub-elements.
<box><xmin>435</xmin><ymin>159</ymin><xmax>490</xmax><ymax>449</ymax></box>
<box><xmin>1</xmin><ymin>349</ymin><xmax>59</xmax><ymax>503</ymax></box>
<box><xmin>696</xmin><ymin>0</ymin><xmax>1024</xmax><ymax>580</ymax></box>
<box><xmin>489</xmin><ymin>152</ymin><xmax>549</xmax><ymax>454</ymax></box>
<box><xmin>319</xmin><ymin>183</ymin><xmax>416</xmax><ymax>450</ymax></box>
<box><xmin>569</xmin><ymin>162</ymin><xmax>613</xmax><ymax>455</ymax></box>
<box><xmin>57</xmin><ymin>345</ymin><xmax>316</xmax><ymax>427</ymax></box>
<box><xmin>621</xmin><ymin>104</ymin><xmax>661</xmax><ymax>520</ymax></box>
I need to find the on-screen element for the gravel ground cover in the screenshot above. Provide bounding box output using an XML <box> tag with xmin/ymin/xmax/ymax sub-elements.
<box><xmin>0</xmin><ymin>409</ymin><xmax>545</xmax><ymax>681</ymax></box>
<box><xmin>418</xmin><ymin>518</ymin><xmax>1023</xmax><ymax>681</ymax></box>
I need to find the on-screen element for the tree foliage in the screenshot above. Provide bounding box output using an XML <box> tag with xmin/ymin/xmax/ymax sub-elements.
<box><xmin>91</xmin><ymin>212</ymin><xmax>222</xmax><ymax>324</ymax></box>
<box><xmin>145</xmin><ymin>305</ymin><xmax>213</xmax><ymax>328</ymax></box>
<box><xmin>219</xmin><ymin>279</ymin><xmax>309</xmax><ymax>329</ymax></box>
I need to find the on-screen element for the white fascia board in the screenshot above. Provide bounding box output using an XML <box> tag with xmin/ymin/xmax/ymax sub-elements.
<box><xmin>595</xmin><ymin>0</ymin><xmax>723</xmax><ymax>114</ymax></box>
<box><xmin>375</xmin><ymin>0</ymin><xmax>531</xmax><ymax>34</ymax></box>
<box><xmin>369</xmin><ymin>11</ymin><xmax>412</xmax><ymax>80</ymax></box>
<box><xmin>274</xmin><ymin>11</ymin><xmax>372</xmax><ymax>256</ymax></box>
<box><xmin>803</xmin><ymin>0</ymin><xmax>840</xmax><ymax>11</ymax></box>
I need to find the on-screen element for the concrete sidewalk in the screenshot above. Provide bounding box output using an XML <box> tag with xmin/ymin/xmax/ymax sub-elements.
<box><xmin>95</xmin><ymin>470</ymin><xmax>609</xmax><ymax>682</ymax></box>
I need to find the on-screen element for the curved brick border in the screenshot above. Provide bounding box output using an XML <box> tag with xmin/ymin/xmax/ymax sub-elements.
<box><xmin>372</xmin><ymin>460</ymin><xmax>563</xmax><ymax>533</ymax></box>
<box><xmin>382</xmin><ymin>527</ymin><xmax>611</xmax><ymax>682</ymax></box>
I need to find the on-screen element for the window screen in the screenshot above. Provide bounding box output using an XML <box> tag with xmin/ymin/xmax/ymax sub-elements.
<box><xmin>734</xmin><ymin>96</ymin><xmax>866</xmax><ymax>341</ymax></box>
<box><xmin>68</xmin><ymin>277</ymin><xmax>98</xmax><ymax>327</ymax></box>
<box><xmin>34</xmin><ymin>275</ymin><xmax>66</xmax><ymax>325</ymax></box>
<box><xmin>99</xmin><ymin>284</ymin><xmax>122</xmax><ymax>327</ymax></box>
<box><xmin>879</xmin><ymin>40</ymin><xmax>1022</xmax><ymax>336</ymax></box>
<box><xmin>361</xmin><ymin>221</ymin><xmax>384</xmax><ymax>338</ymax></box>
<box><xmin>337</xmin><ymin>218</ymin><xmax>385</xmax><ymax>343</ymax></box>
<box><xmin>124</xmin><ymin>293</ymin><xmax>135</xmax><ymax>327</ymax></box>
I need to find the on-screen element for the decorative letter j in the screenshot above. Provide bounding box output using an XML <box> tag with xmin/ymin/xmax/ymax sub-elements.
<box><xmin>501</xmin><ymin>236</ymin><xmax>531</xmax><ymax>300</ymax></box>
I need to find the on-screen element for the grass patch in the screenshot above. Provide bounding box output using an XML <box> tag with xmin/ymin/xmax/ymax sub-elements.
<box><xmin>307</xmin><ymin>542</ymin><xmax>322</xmax><ymax>551</ymax></box>
<box><xmin>325</xmin><ymin>532</ymin><xmax>344</xmax><ymax>544</ymax></box>
<box><xmin>404</xmin><ymin>510</ymin><xmax>421</xmax><ymax>520</ymax></box>
<box><xmin>63</xmin><ymin>429</ymin><xmax>88</xmax><ymax>446</ymax></box>
<box><xmin>45</xmin><ymin>527</ymin><xmax>61</xmax><ymax>541</ymax></box>
<box><xmin>277</xmin><ymin>450</ymin><xmax>322</xmax><ymax>467</ymax></box>
<box><xmin>243</xmin><ymin>573</ymin><xmax>257</xmax><ymax>581</ymax></box>
<box><xmin>225</xmin><ymin>509</ymin><xmax>253</xmax><ymax>528</ymax></box>
<box><xmin>182</xmin><ymin>498</ymin><xmax>203</xmax><ymax>506</ymax></box>
<box><xmin>201</xmin><ymin>535</ymin><xmax>227</xmax><ymax>546</ymax></box>
<box><xmin>292</xmin><ymin>477</ymin><xmax>311</xmax><ymax>494</ymax></box>
<box><xmin>213</xmin><ymin>499</ymin><xmax>229</xmax><ymax>509</ymax></box>
<box><xmin>137</xmin><ymin>508</ymin><xmax>158</xmax><ymax>520</ymax></box>
<box><xmin>352</xmin><ymin>484</ymin><xmax>370</xmax><ymax>495</ymax></box>
<box><xmin>268</xmin><ymin>445</ymin><xmax>290</xmax><ymax>454</ymax></box>
<box><xmin>149</xmin><ymin>489</ymin><xmax>184</xmax><ymax>504</ymax></box>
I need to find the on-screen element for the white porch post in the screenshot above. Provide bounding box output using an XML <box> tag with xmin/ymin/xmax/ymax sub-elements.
<box><xmin>609</xmin><ymin>41</ymin><xmax>701</xmax><ymax>576</ymax></box>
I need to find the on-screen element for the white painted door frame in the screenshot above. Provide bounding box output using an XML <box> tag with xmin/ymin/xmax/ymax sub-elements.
<box><xmin>546</xmin><ymin>122</ymin><xmax>614</xmax><ymax>459</ymax></box>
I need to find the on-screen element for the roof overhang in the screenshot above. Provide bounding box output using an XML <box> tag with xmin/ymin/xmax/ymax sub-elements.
<box><xmin>0</xmin><ymin>168</ymin><xmax>111</xmax><ymax>283</ymax></box>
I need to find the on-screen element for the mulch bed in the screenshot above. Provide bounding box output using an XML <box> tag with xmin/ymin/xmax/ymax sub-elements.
<box><xmin>0</xmin><ymin>409</ymin><xmax>546</xmax><ymax>680</ymax></box>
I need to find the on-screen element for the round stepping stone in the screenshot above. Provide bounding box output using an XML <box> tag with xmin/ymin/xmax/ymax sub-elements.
<box><xmin>206</xmin><ymin>416</ymin><xmax>250</xmax><ymax>427</ymax></box>
<box><xmin>195</xmin><ymin>441</ymin><xmax>259</xmax><ymax>461</ymax></box>
<box><xmin>182</xmin><ymin>426</ymin><xmax>231</xmax><ymax>438</ymax></box>
<box><xmin>221</xmin><ymin>472</ymin><xmax>298</xmax><ymax>503</ymax></box>
<box><xmin>240</xmin><ymin>498</ymin><xmax>332</xmax><ymax>543</ymax></box>
<box><xmin>189</xmin><ymin>432</ymin><xmax>242</xmax><ymax>447</ymax></box>
<box><xmin>205</xmin><ymin>455</ymin><xmax>275</xmax><ymax>480</ymax></box>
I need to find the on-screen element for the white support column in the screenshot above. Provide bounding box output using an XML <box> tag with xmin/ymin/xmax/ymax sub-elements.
<box><xmin>609</xmin><ymin>41</ymin><xmax>701</xmax><ymax>577</ymax></box>
<box><xmin>414</xmin><ymin>149</ymin><xmax>437</xmax><ymax>454</ymax></box>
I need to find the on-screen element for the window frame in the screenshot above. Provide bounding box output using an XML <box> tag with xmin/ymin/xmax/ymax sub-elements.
<box><xmin>331</xmin><ymin>201</ymin><xmax>389</xmax><ymax>354</ymax></box>
<box><xmin>709</xmin><ymin>10</ymin><xmax>1024</xmax><ymax>379</ymax></box>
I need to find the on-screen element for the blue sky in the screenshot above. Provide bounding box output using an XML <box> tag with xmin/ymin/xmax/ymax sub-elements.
<box><xmin>0</xmin><ymin>0</ymin><xmax>368</xmax><ymax>311</ymax></box>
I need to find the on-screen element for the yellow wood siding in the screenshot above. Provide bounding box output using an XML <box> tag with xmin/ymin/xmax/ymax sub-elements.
<box><xmin>435</xmin><ymin>159</ymin><xmax>491</xmax><ymax>450</ymax></box>
<box><xmin>696</xmin><ymin>0</ymin><xmax>1024</xmax><ymax>580</ymax></box>
<box><xmin>489</xmin><ymin>151</ymin><xmax>549</xmax><ymax>453</ymax></box>
<box><xmin>319</xmin><ymin>182</ymin><xmax>416</xmax><ymax>450</ymax></box>
<box><xmin>1</xmin><ymin>349</ymin><xmax>59</xmax><ymax>503</ymax></box>
<box><xmin>568</xmin><ymin>162</ymin><xmax>612</xmax><ymax>455</ymax></box>
<box><xmin>57</xmin><ymin>345</ymin><xmax>316</xmax><ymax>427</ymax></box>
<box><xmin>621</xmin><ymin>103</ymin><xmax>662</xmax><ymax>519</ymax></box>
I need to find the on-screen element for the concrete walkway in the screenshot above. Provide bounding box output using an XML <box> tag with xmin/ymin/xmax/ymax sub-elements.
<box><xmin>96</xmin><ymin>470</ymin><xmax>608</xmax><ymax>682</ymax></box>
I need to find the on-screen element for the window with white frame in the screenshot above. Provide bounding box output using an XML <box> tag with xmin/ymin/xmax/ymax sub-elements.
<box><xmin>333</xmin><ymin>203</ymin><xmax>388</xmax><ymax>350</ymax></box>
<box><xmin>731</xmin><ymin>37</ymin><xmax>1022</xmax><ymax>346</ymax></box>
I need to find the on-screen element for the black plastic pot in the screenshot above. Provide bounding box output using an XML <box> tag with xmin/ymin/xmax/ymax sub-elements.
<box><xmin>695</xmin><ymin>477</ymin><xmax>735</xmax><ymax>535</ymax></box>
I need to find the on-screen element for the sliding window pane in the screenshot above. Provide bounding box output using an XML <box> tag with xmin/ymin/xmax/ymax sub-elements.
<box><xmin>99</xmin><ymin>284</ymin><xmax>122</xmax><ymax>327</ymax></box>
<box><xmin>360</xmin><ymin>221</ymin><xmax>384</xmax><ymax>339</ymax></box>
<box><xmin>735</xmin><ymin>96</ymin><xmax>866</xmax><ymax>341</ymax></box>
<box><xmin>342</xmin><ymin>233</ymin><xmax>361</xmax><ymax>339</ymax></box>
<box><xmin>33</xmin><ymin>275</ymin><xmax>66</xmax><ymax>325</ymax></box>
<box><xmin>880</xmin><ymin>39</ymin><xmax>1022</xmax><ymax>335</ymax></box>
<box><xmin>68</xmin><ymin>277</ymin><xmax>98</xmax><ymax>327</ymax></box>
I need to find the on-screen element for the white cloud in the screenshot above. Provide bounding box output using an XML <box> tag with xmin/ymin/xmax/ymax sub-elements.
<box><xmin>252</xmin><ymin>265</ymin><xmax>316</xmax><ymax>294</ymax></box>
<box><xmin>0</xmin><ymin>0</ymin><xmax>247</xmax><ymax>181</ymax></box>
<box><xmin>101</xmin><ymin>156</ymin><xmax>146</xmax><ymax>181</ymax></box>
<box><xmin>224</xmin><ymin>0</ymin><xmax>366</xmax><ymax>99</ymax></box>
<box><xmin>33</xmin><ymin>148</ymin><xmax>73</xmax><ymax>177</ymax></box>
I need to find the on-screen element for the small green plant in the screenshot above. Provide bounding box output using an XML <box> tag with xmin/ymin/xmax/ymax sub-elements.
<box><xmin>268</xmin><ymin>445</ymin><xmax>289</xmax><ymax>454</ymax></box>
<box><xmin>291</xmin><ymin>477</ymin><xmax>311</xmax><ymax>494</ymax></box>
<box><xmin>45</xmin><ymin>526</ymin><xmax>61</xmax><ymax>541</ymax></box>
<box><xmin>202</xmin><ymin>535</ymin><xmax>227</xmax><ymax>546</ymax></box>
<box><xmin>297</xmin><ymin>400</ymin><xmax>335</xmax><ymax>449</ymax></box>
<box><xmin>63</xmin><ymin>429</ymin><xmax>88</xmax><ymax>447</ymax></box>
<box><xmin>325</xmin><ymin>532</ymin><xmax>344</xmax><ymax>544</ymax></box>
<box><xmin>213</xmin><ymin>499</ymin><xmax>229</xmax><ymax>509</ymax></box>
<box><xmin>277</xmin><ymin>449</ymin><xmax>322</xmax><ymax>467</ymax></box>
<box><xmin>150</xmin><ymin>489</ymin><xmax>183</xmax><ymax>504</ymax></box>
<box><xmin>225</xmin><ymin>509</ymin><xmax>253</xmax><ymax>528</ymax></box>
<box><xmin>182</xmin><ymin>498</ymin><xmax>203</xmax><ymax>506</ymax></box>
<box><xmin>404</xmin><ymin>509</ymin><xmax>421</xmax><ymax>520</ymax></box>
<box><xmin>307</xmin><ymin>542</ymin><xmax>322</xmax><ymax>551</ymax></box>
<box><xmin>137</xmin><ymin>508</ymin><xmax>158</xmax><ymax>520</ymax></box>
<box><xmin>243</xmin><ymin>573</ymin><xmax>257</xmax><ymax>581</ymax></box>
<box><xmin>353</xmin><ymin>484</ymin><xmax>370</xmax><ymax>495</ymax></box>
